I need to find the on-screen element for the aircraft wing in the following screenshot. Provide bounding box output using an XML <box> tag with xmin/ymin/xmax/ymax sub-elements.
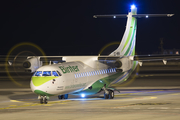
<box><xmin>134</xmin><ymin>54</ymin><xmax>180</xmax><ymax>66</ymax></box>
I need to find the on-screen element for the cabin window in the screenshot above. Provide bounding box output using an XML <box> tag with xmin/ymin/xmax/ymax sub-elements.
<box><xmin>112</xmin><ymin>68</ymin><xmax>115</xmax><ymax>72</ymax></box>
<box><xmin>102</xmin><ymin>70</ymin><xmax>105</xmax><ymax>74</ymax></box>
<box><xmin>84</xmin><ymin>72</ymin><xmax>87</xmax><ymax>76</ymax></box>
<box><xmin>52</xmin><ymin>71</ymin><xmax>59</xmax><ymax>76</ymax></box>
<box><xmin>97</xmin><ymin>70</ymin><xmax>99</xmax><ymax>75</ymax></box>
<box><xmin>34</xmin><ymin>71</ymin><xmax>42</xmax><ymax>76</ymax></box>
<box><xmin>87</xmin><ymin>72</ymin><xmax>89</xmax><ymax>76</ymax></box>
<box><xmin>42</xmin><ymin>71</ymin><xmax>51</xmax><ymax>76</ymax></box>
<box><xmin>99</xmin><ymin>70</ymin><xmax>101</xmax><ymax>74</ymax></box>
<box><xmin>105</xmin><ymin>69</ymin><xmax>107</xmax><ymax>73</ymax></box>
<box><xmin>89</xmin><ymin>72</ymin><xmax>91</xmax><ymax>76</ymax></box>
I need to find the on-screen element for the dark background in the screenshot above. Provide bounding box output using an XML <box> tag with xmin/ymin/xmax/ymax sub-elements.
<box><xmin>0</xmin><ymin>0</ymin><xmax>179</xmax><ymax>56</ymax></box>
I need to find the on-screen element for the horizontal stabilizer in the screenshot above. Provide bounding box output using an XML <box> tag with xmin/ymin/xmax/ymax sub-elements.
<box><xmin>93</xmin><ymin>14</ymin><xmax>174</xmax><ymax>18</ymax></box>
<box><xmin>132</xmin><ymin>14</ymin><xmax>174</xmax><ymax>18</ymax></box>
<box><xmin>93</xmin><ymin>14</ymin><xmax>127</xmax><ymax>18</ymax></box>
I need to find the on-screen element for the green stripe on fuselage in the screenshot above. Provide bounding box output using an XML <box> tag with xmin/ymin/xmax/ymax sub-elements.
<box><xmin>32</xmin><ymin>76</ymin><xmax>58</xmax><ymax>87</ymax></box>
<box><xmin>80</xmin><ymin>62</ymin><xmax>138</xmax><ymax>95</ymax></box>
<box><xmin>34</xmin><ymin>90</ymin><xmax>54</xmax><ymax>96</ymax></box>
<box><xmin>81</xmin><ymin>72</ymin><xmax>124</xmax><ymax>95</ymax></box>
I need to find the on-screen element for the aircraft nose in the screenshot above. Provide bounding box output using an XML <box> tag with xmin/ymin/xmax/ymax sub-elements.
<box><xmin>30</xmin><ymin>76</ymin><xmax>58</xmax><ymax>96</ymax></box>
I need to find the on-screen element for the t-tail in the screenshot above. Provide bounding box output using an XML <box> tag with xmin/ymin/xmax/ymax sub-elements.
<box><xmin>93</xmin><ymin>4</ymin><xmax>174</xmax><ymax>57</ymax></box>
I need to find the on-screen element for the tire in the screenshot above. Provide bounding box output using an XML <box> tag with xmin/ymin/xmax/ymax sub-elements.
<box><xmin>40</xmin><ymin>98</ymin><xmax>43</xmax><ymax>104</ymax></box>
<box><xmin>58</xmin><ymin>95</ymin><xmax>64</xmax><ymax>99</ymax></box>
<box><xmin>64</xmin><ymin>94</ymin><xmax>68</xmax><ymax>99</ymax></box>
<box><xmin>108</xmin><ymin>90</ymin><xmax>114</xmax><ymax>99</ymax></box>
<box><xmin>44</xmin><ymin>99</ymin><xmax>48</xmax><ymax>104</ymax></box>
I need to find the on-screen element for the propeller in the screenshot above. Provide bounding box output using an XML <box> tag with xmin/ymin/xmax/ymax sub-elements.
<box><xmin>97</xmin><ymin>42</ymin><xmax>140</xmax><ymax>87</ymax></box>
<box><xmin>5</xmin><ymin>42</ymin><xmax>46</xmax><ymax>87</ymax></box>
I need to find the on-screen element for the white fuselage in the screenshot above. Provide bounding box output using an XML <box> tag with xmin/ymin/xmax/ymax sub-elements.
<box><xmin>30</xmin><ymin>56</ymin><xmax>124</xmax><ymax>96</ymax></box>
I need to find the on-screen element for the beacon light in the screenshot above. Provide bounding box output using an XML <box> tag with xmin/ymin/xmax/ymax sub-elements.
<box><xmin>131</xmin><ymin>4</ymin><xmax>136</xmax><ymax>9</ymax></box>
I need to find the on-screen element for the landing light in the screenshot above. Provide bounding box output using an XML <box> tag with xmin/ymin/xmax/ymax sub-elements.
<box><xmin>146</xmin><ymin>15</ymin><xmax>149</xmax><ymax>18</ymax></box>
<box><xmin>113</xmin><ymin>16</ymin><xmax>116</xmax><ymax>18</ymax></box>
<box><xmin>131</xmin><ymin>5</ymin><xmax>136</xmax><ymax>9</ymax></box>
<box><xmin>81</xmin><ymin>94</ymin><xmax>85</xmax><ymax>98</ymax></box>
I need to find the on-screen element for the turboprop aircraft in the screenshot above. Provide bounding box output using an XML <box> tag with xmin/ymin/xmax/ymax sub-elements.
<box><xmin>20</xmin><ymin>5</ymin><xmax>175</xmax><ymax>104</ymax></box>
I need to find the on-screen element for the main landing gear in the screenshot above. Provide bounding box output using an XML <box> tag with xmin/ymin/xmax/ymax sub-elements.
<box><xmin>103</xmin><ymin>86</ymin><xmax>114</xmax><ymax>99</ymax></box>
<box><xmin>58</xmin><ymin>94</ymin><xmax>68</xmax><ymax>100</ymax></box>
<box><xmin>104</xmin><ymin>89</ymin><xmax>114</xmax><ymax>99</ymax></box>
<box><xmin>39</xmin><ymin>96</ymin><xmax>48</xmax><ymax>104</ymax></box>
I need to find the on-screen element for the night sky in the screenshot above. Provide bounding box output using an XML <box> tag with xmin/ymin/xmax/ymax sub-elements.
<box><xmin>1</xmin><ymin>0</ymin><xmax>180</xmax><ymax>56</ymax></box>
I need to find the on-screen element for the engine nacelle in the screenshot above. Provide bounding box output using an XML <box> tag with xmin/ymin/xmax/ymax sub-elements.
<box><xmin>23</xmin><ymin>57</ymin><xmax>42</xmax><ymax>73</ymax></box>
<box><xmin>115</xmin><ymin>57</ymin><xmax>133</xmax><ymax>72</ymax></box>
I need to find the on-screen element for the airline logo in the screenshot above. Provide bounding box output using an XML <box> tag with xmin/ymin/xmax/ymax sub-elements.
<box><xmin>59</xmin><ymin>66</ymin><xmax>79</xmax><ymax>74</ymax></box>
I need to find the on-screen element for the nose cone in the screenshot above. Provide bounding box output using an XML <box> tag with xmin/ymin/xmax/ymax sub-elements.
<box><xmin>30</xmin><ymin>76</ymin><xmax>58</xmax><ymax>96</ymax></box>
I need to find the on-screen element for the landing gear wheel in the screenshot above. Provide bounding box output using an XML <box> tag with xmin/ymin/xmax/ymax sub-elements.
<box><xmin>43</xmin><ymin>96</ymin><xmax>48</xmax><ymax>104</ymax></box>
<box><xmin>64</xmin><ymin>94</ymin><xmax>68</xmax><ymax>99</ymax></box>
<box><xmin>108</xmin><ymin>90</ymin><xmax>114</xmax><ymax>99</ymax></box>
<box><xmin>58</xmin><ymin>95</ymin><xmax>64</xmax><ymax>99</ymax></box>
<box><xmin>40</xmin><ymin>97</ymin><xmax>43</xmax><ymax>104</ymax></box>
<box><xmin>104</xmin><ymin>92</ymin><xmax>108</xmax><ymax>99</ymax></box>
<box><xmin>39</xmin><ymin>96</ymin><xmax>48</xmax><ymax>104</ymax></box>
<box><xmin>44</xmin><ymin>98</ymin><xmax>48</xmax><ymax>104</ymax></box>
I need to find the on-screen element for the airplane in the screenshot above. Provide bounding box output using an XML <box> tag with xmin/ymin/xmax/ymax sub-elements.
<box><xmin>18</xmin><ymin>5</ymin><xmax>175</xmax><ymax>104</ymax></box>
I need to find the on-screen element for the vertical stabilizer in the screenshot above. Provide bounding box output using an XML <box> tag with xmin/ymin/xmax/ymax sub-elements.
<box><xmin>109</xmin><ymin>5</ymin><xmax>137</xmax><ymax>56</ymax></box>
<box><xmin>93</xmin><ymin>5</ymin><xmax>174</xmax><ymax>57</ymax></box>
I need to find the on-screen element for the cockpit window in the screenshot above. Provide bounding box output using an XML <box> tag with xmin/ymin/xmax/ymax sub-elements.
<box><xmin>57</xmin><ymin>71</ymin><xmax>62</xmax><ymax>76</ymax></box>
<box><xmin>35</xmin><ymin>71</ymin><xmax>42</xmax><ymax>76</ymax></box>
<box><xmin>52</xmin><ymin>71</ymin><xmax>59</xmax><ymax>76</ymax></box>
<box><xmin>42</xmin><ymin>71</ymin><xmax>51</xmax><ymax>76</ymax></box>
<box><xmin>33</xmin><ymin>71</ymin><xmax>61</xmax><ymax>77</ymax></box>
<box><xmin>33</xmin><ymin>72</ymin><xmax>36</xmax><ymax>76</ymax></box>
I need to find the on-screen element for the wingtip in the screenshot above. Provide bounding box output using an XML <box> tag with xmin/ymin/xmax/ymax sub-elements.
<box><xmin>167</xmin><ymin>14</ymin><xmax>174</xmax><ymax>17</ymax></box>
<box><xmin>93</xmin><ymin>15</ymin><xmax>97</xmax><ymax>18</ymax></box>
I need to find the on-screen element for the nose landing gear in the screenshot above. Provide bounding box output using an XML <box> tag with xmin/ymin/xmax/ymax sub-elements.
<box><xmin>39</xmin><ymin>96</ymin><xmax>48</xmax><ymax>104</ymax></box>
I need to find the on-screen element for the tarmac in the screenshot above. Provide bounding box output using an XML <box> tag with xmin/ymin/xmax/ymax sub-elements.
<box><xmin>0</xmin><ymin>60</ymin><xmax>180</xmax><ymax>120</ymax></box>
